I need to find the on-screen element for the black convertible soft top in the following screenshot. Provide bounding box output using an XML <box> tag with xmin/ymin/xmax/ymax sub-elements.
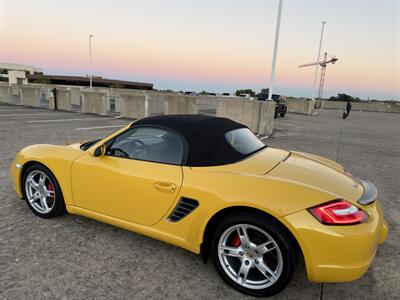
<box><xmin>132</xmin><ymin>114</ymin><xmax>249</xmax><ymax>166</ymax></box>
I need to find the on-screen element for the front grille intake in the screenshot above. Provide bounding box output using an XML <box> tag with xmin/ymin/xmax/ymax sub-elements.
<box><xmin>168</xmin><ymin>197</ymin><xmax>199</xmax><ymax>222</ymax></box>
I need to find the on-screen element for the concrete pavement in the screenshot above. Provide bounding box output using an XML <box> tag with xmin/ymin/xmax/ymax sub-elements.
<box><xmin>0</xmin><ymin>104</ymin><xmax>399</xmax><ymax>299</ymax></box>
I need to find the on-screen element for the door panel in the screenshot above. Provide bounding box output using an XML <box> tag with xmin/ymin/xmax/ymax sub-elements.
<box><xmin>71</xmin><ymin>153</ymin><xmax>183</xmax><ymax>226</ymax></box>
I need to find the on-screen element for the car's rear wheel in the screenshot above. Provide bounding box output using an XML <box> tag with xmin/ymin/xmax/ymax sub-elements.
<box><xmin>22</xmin><ymin>164</ymin><xmax>65</xmax><ymax>218</ymax></box>
<box><xmin>210</xmin><ymin>212</ymin><xmax>298</xmax><ymax>297</ymax></box>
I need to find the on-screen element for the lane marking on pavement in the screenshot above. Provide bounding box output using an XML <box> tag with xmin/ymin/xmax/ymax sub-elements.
<box><xmin>0</xmin><ymin>113</ymin><xmax>57</xmax><ymax>117</ymax></box>
<box><xmin>28</xmin><ymin>117</ymin><xmax>113</xmax><ymax>123</ymax></box>
<box><xmin>260</xmin><ymin>136</ymin><xmax>269</xmax><ymax>140</ymax></box>
<box><xmin>0</xmin><ymin>109</ymin><xmax>46</xmax><ymax>112</ymax></box>
<box><xmin>75</xmin><ymin>125</ymin><xmax>125</xmax><ymax>131</ymax></box>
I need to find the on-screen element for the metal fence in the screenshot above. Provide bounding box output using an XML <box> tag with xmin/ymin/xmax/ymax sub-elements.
<box><xmin>39</xmin><ymin>91</ymin><xmax>50</xmax><ymax>108</ymax></box>
<box><xmin>196</xmin><ymin>103</ymin><xmax>217</xmax><ymax>116</ymax></box>
<box><xmin>11</xmin><ymin>86</ymin><xmax>21</xmax><ymax>105</ymax></box>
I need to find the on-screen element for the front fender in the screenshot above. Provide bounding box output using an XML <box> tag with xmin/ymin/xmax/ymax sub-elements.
<box><xmin>11</xmin><ymin>144</ymin><xmax>83</xmax><ymax>207</ymax></box>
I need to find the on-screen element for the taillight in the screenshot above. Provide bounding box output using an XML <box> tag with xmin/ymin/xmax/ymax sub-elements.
<box><xmin>308</xmin><ymin>200</ymin><xmax>368</xmax><ymax>225</ymax></box>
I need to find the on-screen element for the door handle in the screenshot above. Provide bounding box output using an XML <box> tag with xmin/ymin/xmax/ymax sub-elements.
<box><xmin>154</xmin><ymin>182</ymin><xmax>176</xmax><ymax>194</ymax></box>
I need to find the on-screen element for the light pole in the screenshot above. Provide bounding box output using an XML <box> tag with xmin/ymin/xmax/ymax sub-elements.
<box><xmin>267</xmin><ymin>0</ymin><xmax>283</xmax><ymax>101</ymax></box>
<box><xmin>89</xmin><ymin>34</ymin><xmax>94</xmax><ymax>88</ymax></box>
<box><xmin>311</xmin><ymin>22</ymin><xmax>326</xmax><ymax>100</ymax></box>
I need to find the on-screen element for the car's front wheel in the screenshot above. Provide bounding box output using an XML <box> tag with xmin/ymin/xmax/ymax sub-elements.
<box><xmin>22</xmin><ymin>164</ymin><xmax>66</xmax><ymax>218</ymax></box>
<box><xmin>210</xmin><ymin>212</ymin><xmax>298</xmax><ymax>297</ymax></box>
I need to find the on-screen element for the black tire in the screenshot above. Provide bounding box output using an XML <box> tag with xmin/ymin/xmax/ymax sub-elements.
<box><xmin>274</xmin><ymin>110</ymin><xmax>278</xmax><ymax>119</ymax></box>
<box><xmin>22</xmin><ymin>164</ymin><xmax>66</xmax><ymax>218</ymax></box>
<box><xmin>210</xmin><ymin>212</ymin><xmax>298</xmax><ymax>297</ymax></box>
<box><xmin>280</xmin><ymin>107</ymin><xmax>287</xmax><ymax>117</ymax></box>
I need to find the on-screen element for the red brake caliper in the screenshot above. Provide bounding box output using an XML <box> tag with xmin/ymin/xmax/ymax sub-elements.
<box><xmin>232</xmin><ymin>234</ymin><xmax>241</xmax><ymax>247</ymax></box>
<box><xmin>46</xmin><ymin>182</ymin><xmax>54</xmax><ymax>197</ymax></box>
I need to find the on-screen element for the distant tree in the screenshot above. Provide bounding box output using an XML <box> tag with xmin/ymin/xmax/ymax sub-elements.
<box><xmin>199</xmin><ymin>90</ymin><xmax>209</xmax><ymax>95</ymax></box>
<box><xmin>110</xmin><ymin>83</ymin><xmax>125</xmax><ymax>89</ymax></box>
<box><xmin>235</xmin><ymin>89</ymin><xmax>256</xmax><ymax>96</ymax></box>
<box><xmin>34</xmin><ymin>75</ymin><xmax>51</xmax><ymax>84</ymax></box>
<box><xmin>329</xmin><ymin>93</ymin><xmax>361</xmax><ymax>102</ymax></box>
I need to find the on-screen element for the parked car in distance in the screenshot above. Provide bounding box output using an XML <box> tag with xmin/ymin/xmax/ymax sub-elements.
<box><xmin>237</xmin><ymin>93</ymin><xmax>255</xmax><ymax>100</ymax></box>
<box><xmin>257</xmin><ymin>89</ymin><xmax>288</xmax><ymax>118</ymax></box>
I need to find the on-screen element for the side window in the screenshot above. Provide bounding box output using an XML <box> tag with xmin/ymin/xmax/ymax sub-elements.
<box><xmin>106</xmin><ymin>127</ymin><xmax>185</xmax><ymax>165</ymax></box>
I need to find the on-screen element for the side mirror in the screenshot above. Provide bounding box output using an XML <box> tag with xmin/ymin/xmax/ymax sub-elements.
<box><xmin>89</xmin><ymin>144</ymin><xmax>106</xmax><ymax>157</ymax></box>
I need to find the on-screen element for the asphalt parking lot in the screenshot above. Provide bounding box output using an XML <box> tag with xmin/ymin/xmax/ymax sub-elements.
<box><xmin>0</xmin><ymin>104</ymin><xmax>399</xmax><ymax>299</ymax></box>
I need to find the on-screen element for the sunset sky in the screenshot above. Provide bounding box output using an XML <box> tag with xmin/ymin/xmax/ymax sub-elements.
<box><xmin>0</xmin><ymin>0</ymin><xmax>399</xmax><ymax>100</ymax></box>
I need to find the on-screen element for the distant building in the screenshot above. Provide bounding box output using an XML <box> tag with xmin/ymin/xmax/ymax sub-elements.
<box><xmin>28</xmin><ymin>74</ymin><xmax>153</xmax><ymax>90</ymax></box>
<box><xmin>0</xmin><ymin>63</ymin><xmax>43</xmax><ymax>85</ymax></box>
<box><xmin>0</xmin><ymin>62</ymin><xmax>153</xmax><ymax>90</ymax></box>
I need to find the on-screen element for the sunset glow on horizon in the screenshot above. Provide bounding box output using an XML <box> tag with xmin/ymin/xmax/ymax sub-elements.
<box><xmin>0</xmin><ymin>0</ymin><xmax>398</xmax><ymax>100</ymax></box>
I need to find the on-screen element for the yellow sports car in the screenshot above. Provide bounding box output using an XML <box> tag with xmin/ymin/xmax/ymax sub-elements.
<box><xmin>10</xmin><ymin>115</ymin><xmax>388</xmax><ymax>297</ymax></box>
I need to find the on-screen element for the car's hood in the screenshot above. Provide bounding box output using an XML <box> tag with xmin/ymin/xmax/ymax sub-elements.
<box><xmin>268</xmin><ymin>151</ymin><xmax>364</xmax><ymax>203</ymax></box>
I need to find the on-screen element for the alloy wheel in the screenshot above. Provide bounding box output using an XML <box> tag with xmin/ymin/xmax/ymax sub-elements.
<box><xmin>217</xmin><ymin>224</ymin><xmax>283</xmax><ymax>290</ymax></box>
<box><xmin>25</xmin><ymin>170</ymin><xmax>56</xmax><ymax>214</ymax></box>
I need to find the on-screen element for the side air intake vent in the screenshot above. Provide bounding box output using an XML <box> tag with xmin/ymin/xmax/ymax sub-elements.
<box><xmin>168</xmin><ymin>197</ymin><xmax>199</xmax><ymax>222</ymax></box>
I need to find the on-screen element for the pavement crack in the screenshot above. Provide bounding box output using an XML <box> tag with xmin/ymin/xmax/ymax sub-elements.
<box><xmin>320</xmin><ymin>283</ymin><xmax>324</xmax><ymax>300</ymax></box>
<box><xmin>0</xmin><ymin>217</ymin><xmax>34</xmax><ymax>232</ymax></box>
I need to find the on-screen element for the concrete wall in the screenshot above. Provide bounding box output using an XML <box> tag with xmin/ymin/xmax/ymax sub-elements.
<box><xmin>10</xmin><ymin>86</ymin><xmax>22</xmax><ymax>105</ymax></box>
<box><xmin>0</xmin><ymin>84</ymin><xmax>10</xmax><ymax>104</ymax></box>
<box><xmin>48</xmin><ymin>86</ymin><xmax>279</xmax><ymax>130</ymax></box>
<box><xmin>286</xmin><ymin>99</ymin><xmax>315</xmax><ymax>115</ymax></box>
<box><xmin>317</xmin><ymin>100</ymin><xmax>399</xmax><ymax>113</ymax></box>
<box><xmin>81</xmin><ymin>90</ymin><xmax>107</xmax><ymax>115</ymax></box>
<box><xmin>1</xmin><ymin>83</ymin><xmax>276</xmax><ymax>134</ymax></box>
<box><xmin>56</xmin><ymin>89</ymin><xmax>71</xmax><ymax>111</ymax></box>
<box><xmin>164</xmin><ymin>95</ymin><xmax>197</xmax><ymax>114</ymax></box>
<box><xmin>217</xmin><ymin>98</ymin><xmax>262</xmax><ymax>133</ymax></box>
<box><xmin>390</xmin><ymin>103</ymin><xmax>400</xmax><ymax>113</ymax></box>
<box><xmin>350</xmin><ymin>102</ymin><xmax>390</xmax><ymax>112</ymax></box>
<box><xmin>258</xmin><ymin>101</ymin><xmax>276</xmax><ymax>136</ymax></box>
<box><xmin>21</xmin><ymin>86</ymin><xmax>38</xmax><ymax>107</ymax></box>
<box><xmin>112</xmin><ymin>89</ymin><xmax>143</xmax><ymax>113</ymax></box>
<box><xmin>70</xmin><ymin>88</ymin><xmax>82</xmax><ymax>109</ymax></box>
<box><xmin>194</xmin><ymin>96</ymin><xmax>275</xmax><ymax>135</ymax></box>
<box><xmin>145</xmin><ymin>93</ymin><xmax>165</xmax><ymax>116</ymax></box>
<box><xmin>120</xmin><ymin>95</ymin><xmax>146</xmax><ymax>119</ymax></box>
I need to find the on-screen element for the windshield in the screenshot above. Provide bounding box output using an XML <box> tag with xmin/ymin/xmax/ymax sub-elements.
<box><xmin>225</xmin><ymin>128</ymin><xmax>266</xmax><ymax>155</ymax></box>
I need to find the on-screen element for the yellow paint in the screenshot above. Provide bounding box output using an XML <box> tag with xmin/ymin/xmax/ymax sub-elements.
<box><xmin>10</xmin><ymin>125</ymin><xmax>388</xmax><ymax>283</ymax></box>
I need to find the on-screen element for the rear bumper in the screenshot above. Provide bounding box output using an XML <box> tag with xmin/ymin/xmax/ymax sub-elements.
<box><xmin>280</xmin><ymin>201</ymin><xmax>388</xmax><ymax>282</ymax></box>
